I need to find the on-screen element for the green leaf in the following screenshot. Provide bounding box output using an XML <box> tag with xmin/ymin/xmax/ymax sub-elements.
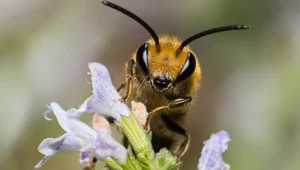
<box><xmin>154</xmin><ymin>148</ymin><xmax>181</xmax><ymax>170</ymax></box>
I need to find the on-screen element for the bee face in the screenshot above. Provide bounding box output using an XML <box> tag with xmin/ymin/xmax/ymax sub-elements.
<box><xmin>135</xmin><ymin>36</ymin><xmax>197</xmax><ymax>93</ymax></box>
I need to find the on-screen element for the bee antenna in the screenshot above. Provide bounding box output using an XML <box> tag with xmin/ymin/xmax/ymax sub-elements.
<box><xmin>102</xmin><ymin>1</ymin><xmax>161</xmax><ymax>51</ymax></box>
<box><xmin>176</xmin><ymin>25</ymin><xmax>250</xmax><ymax>54</ymax></box>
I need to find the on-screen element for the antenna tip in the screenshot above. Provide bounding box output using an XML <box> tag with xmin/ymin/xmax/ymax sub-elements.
<box><xmin>239</xmin><ymin>25</ymin><xmax>251</xmax><ymax>29</ymax></box>
<box><xmin>102</xmin><ymin>1</ymin><xmax>110</xmax><ymax>6</ymax></box>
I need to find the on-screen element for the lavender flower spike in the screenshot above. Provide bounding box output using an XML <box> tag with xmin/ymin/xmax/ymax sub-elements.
<box><xmin>76</xmin><ymin>62</ymin><xmax>130</xmax><ymax>121</ymax></box>
<box><xmin>197</xmin><ymin>130</ymin><xmax>231</xmax><ymax>170</ymax></box>
<box><xmin>35</xmin><ymin>102</ymin><xmax>127</xmax><ymax>168</ymax></box>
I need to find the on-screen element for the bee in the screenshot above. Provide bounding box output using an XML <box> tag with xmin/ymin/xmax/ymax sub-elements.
<box><xmin>102</xmin><ymin>1</ymin><xmax>249</xmax><ymax>158</ymax></box>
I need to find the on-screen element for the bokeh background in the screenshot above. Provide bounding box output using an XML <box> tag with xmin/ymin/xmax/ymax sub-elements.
<box><xmin>1</xmin><ymin>0</ymin><xmax>300</xmax><ymax>170</ymax></box>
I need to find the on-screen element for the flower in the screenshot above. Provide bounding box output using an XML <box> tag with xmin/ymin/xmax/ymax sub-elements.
<box><xmin>74</xmin><ymin>62</ymin><xmax>130</xmax><ymax>121</ymax></box>
<box><xmin>35</xmin><ymin>102</ymin><xmax>127</xmax><ymax>169</ymax></box>
<box><xmin>197</xmin><ymin>130</ymin><xmax>231</xmax><ymax>170</ymax></box>
<box><xmin>35</xmin><ymin>62</ymin><xmax>186</xmax><ymax>170</ymax></box>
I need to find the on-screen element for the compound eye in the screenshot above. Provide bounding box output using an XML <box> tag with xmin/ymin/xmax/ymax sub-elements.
<box><xmin>176</xmin><ymin>52</ymin><xmax>196</xmax><ymax>82</ymax></box>
<box><xmin>136</xmin><ymin>43</ymin><xmax>149</xmax><ymax>76</ymax></box>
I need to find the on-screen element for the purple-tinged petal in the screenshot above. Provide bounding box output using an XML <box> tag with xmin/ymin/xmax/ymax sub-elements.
<box><xmin>197</xmin><ymin>130</ymin><xmax>231</xmax><ymax>170</ymax></box>
<box><xmin>216</xmin><ymin>130</ymin><xmax>230</xmax><ymax>152</ymax></box>
<box><xmin>89</xmin><ymin>62</ymin><xmax>129</xmax><ymax>118</ymax></box>
<box><xmin>88</xmin><ymin>62</ymin><xmax>112</xmax><ymax>84</ymax></box>
<box><xmin>77</xmin><ymin>63</ymin><xmax>130</xmax><ymax>121</ymax></box>
<box><xmin>70</xmin><ymin>63</ymin><xmax>130</xmax><ymax>121</ymax></box>
<box><xmin>35</xmin><ymin>133</ymin><xmax>82</xmax><ymax>168</ymax></box>
<box><xmin>47</xmin><ymin>102</ymin><xmax>97</xmax><ymax>141</ymax></box>
<box><xmin>80</xmin><ymin>151</ymin><xmax>91</xmax><ymax>164</ymax></box>
<box><xmin>93</xmin><ymin>127</ymin><xmax>127</xmax><ymax>162</ymax></box>
<box><xmin>38</xmin><ymin>133</ymin><xmax>81</xmax><ymax>155</ymax></box>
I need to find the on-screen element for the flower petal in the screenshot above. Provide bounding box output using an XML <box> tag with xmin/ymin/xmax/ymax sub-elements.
<box><xmin>70</xmin><ymin>63</ymin><xmax>130</xmax><ymax>121</ymax></box>
<box><xmin>47</xmin><ymin>102</ymin><xmax>97</xmax><ymax>141</ymax></box>
<box><xmin>88</xmin><ymin>62</ymin><xmax>112</xmax><ymax>84</ymax></box>
<box><xmin>79</xmin><ymin>151</ymin><xmax>91</xmax><ymax>164</ymax></box>
<box><xmin>197</xmin><ymin>130</ymin><xmax>231</xmax><ymax>170</ymax></box>
<box><xmin>43</xmin><ymin>104</ymin><xmax>53</xmax><ymax>120</ymax></box>
<box><xmin>89</xmin><ymin>62</ymin><xmax>129</xmax><ymax>118</ymax></box>
<box><xmin>93</xmin><ymin>127</ymin><xmax>127</xmax><ymax>162</ymax></box>
<box><xmin>35</xmin><ymin>156</ymin><xmax>52</xmax><ymax>169</ymax></box>
<box><xmin>35</xmin><ymin>133</ymin><xmax>82</xmax><ymax>168</ymax></box>
<box><xmin>77</xmin><ymin>63</ymin><xmax>130</xmax><ymax>121</ymax></box>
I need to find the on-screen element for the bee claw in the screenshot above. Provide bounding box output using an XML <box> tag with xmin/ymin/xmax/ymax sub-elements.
<box><xmin>143</xmin><ymin>125</ymin><xmax>147</xmax><ymax>131</ymax></box>
<box><xmin>126</xmin><ymin>75</ymin><xmax>138</xmax><ymax>81</ymax></box>
<box><xmin>126</xmin><ymin>75</ymin><xmax>132</xmax><ymax>80</ymax></box>
<box><xmin>143</xmin><ymin>124</ymin><xmax>150</xmax><ymax>132</ymax></box>
<box><xmin>118</xmin><ymin>97</ymin><xmax>127</xmax><ymax>103</ymax></box>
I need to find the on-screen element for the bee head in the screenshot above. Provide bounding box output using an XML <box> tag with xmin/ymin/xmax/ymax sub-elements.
<box><xmin>102</xmin><ymin>0</ymin><xmax>250</xmax><ymax>93</ymax></box>
<box><xmin>135</xmin><ymin>37</ymin><xmax>196</xmax><ymax>93</ymax></box>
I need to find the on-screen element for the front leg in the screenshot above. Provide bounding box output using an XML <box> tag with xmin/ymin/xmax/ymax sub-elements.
<box><xmin>160</xmin><ymin>114</ymin><xmax>190</xmax><ymax>158</ymax></box>
<box><xmin>145</xmin><ymin>97</ymin><xmax>191</xmax><ymax>130</ymax></box>
<box><xmin>117</xmin><ymin>81</ymin><xmax>126</xmax><ymax>92</ymax></box>
<box><xmin>120</xmin><ymin>59</ymin><xmax>135</xmax><ymax>102</ymax></box>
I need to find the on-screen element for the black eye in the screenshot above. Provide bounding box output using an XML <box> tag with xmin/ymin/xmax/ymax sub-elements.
<box><xmin>136</xmin><ymin>43</ymin><xmax>149</xmax><ymax>76</ymax></box>
<box><xmin>176</xmin><ymin>52</ymin><xmax>196</xmax><ymax>83</ymax></box>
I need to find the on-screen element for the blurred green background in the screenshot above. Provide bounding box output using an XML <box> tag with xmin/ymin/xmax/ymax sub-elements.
<box><xmin>1</xmin><ymin>0</ymin><xmax>299</xmax><ymax>170</ymax></box>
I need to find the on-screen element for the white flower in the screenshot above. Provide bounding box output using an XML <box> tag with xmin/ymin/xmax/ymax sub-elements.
<box><xmin>35</xmin><ymin>102</ymin><xmax>127</xmax><ymax>169</ymax></box>
<box><xmin>197</xmin><ymin>130</ymin><xmax>231</xmax><ymax>170</ymax></box>
<box><xmin>74</xmin><ymin>62</ymin><xmax>130</xmax><ymax>121</ymax></box>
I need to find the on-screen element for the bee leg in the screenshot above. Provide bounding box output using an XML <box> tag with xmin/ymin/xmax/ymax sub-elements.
<box><xmin>160</xmin><ymin>114</ymin><xmax>190</xmax><ymax>158</ymax></box>
<box><xmin>145</xmin><ymin>97</ymin><xmax>191</xmax><ymax>130</ymax></box>
<box><xmin>121</xmin><ymin>59</ymin><xmax>135</xmax><ymax>102</ymax></box>
<box><xmin>117</xmin><ymin>81</ymin><xmax>126</xmax><ymax>91</ymax></box>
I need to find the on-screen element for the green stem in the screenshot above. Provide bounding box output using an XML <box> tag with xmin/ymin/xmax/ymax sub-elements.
<box><xmin>103</xmin><ymin>157</ymin><xmax>124</xmax><ymax>170</ymax></box>
<box><xmin>120</xmin><ymin>113</ymin><xmax>153</xmax><ymax>155</ymax></box>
